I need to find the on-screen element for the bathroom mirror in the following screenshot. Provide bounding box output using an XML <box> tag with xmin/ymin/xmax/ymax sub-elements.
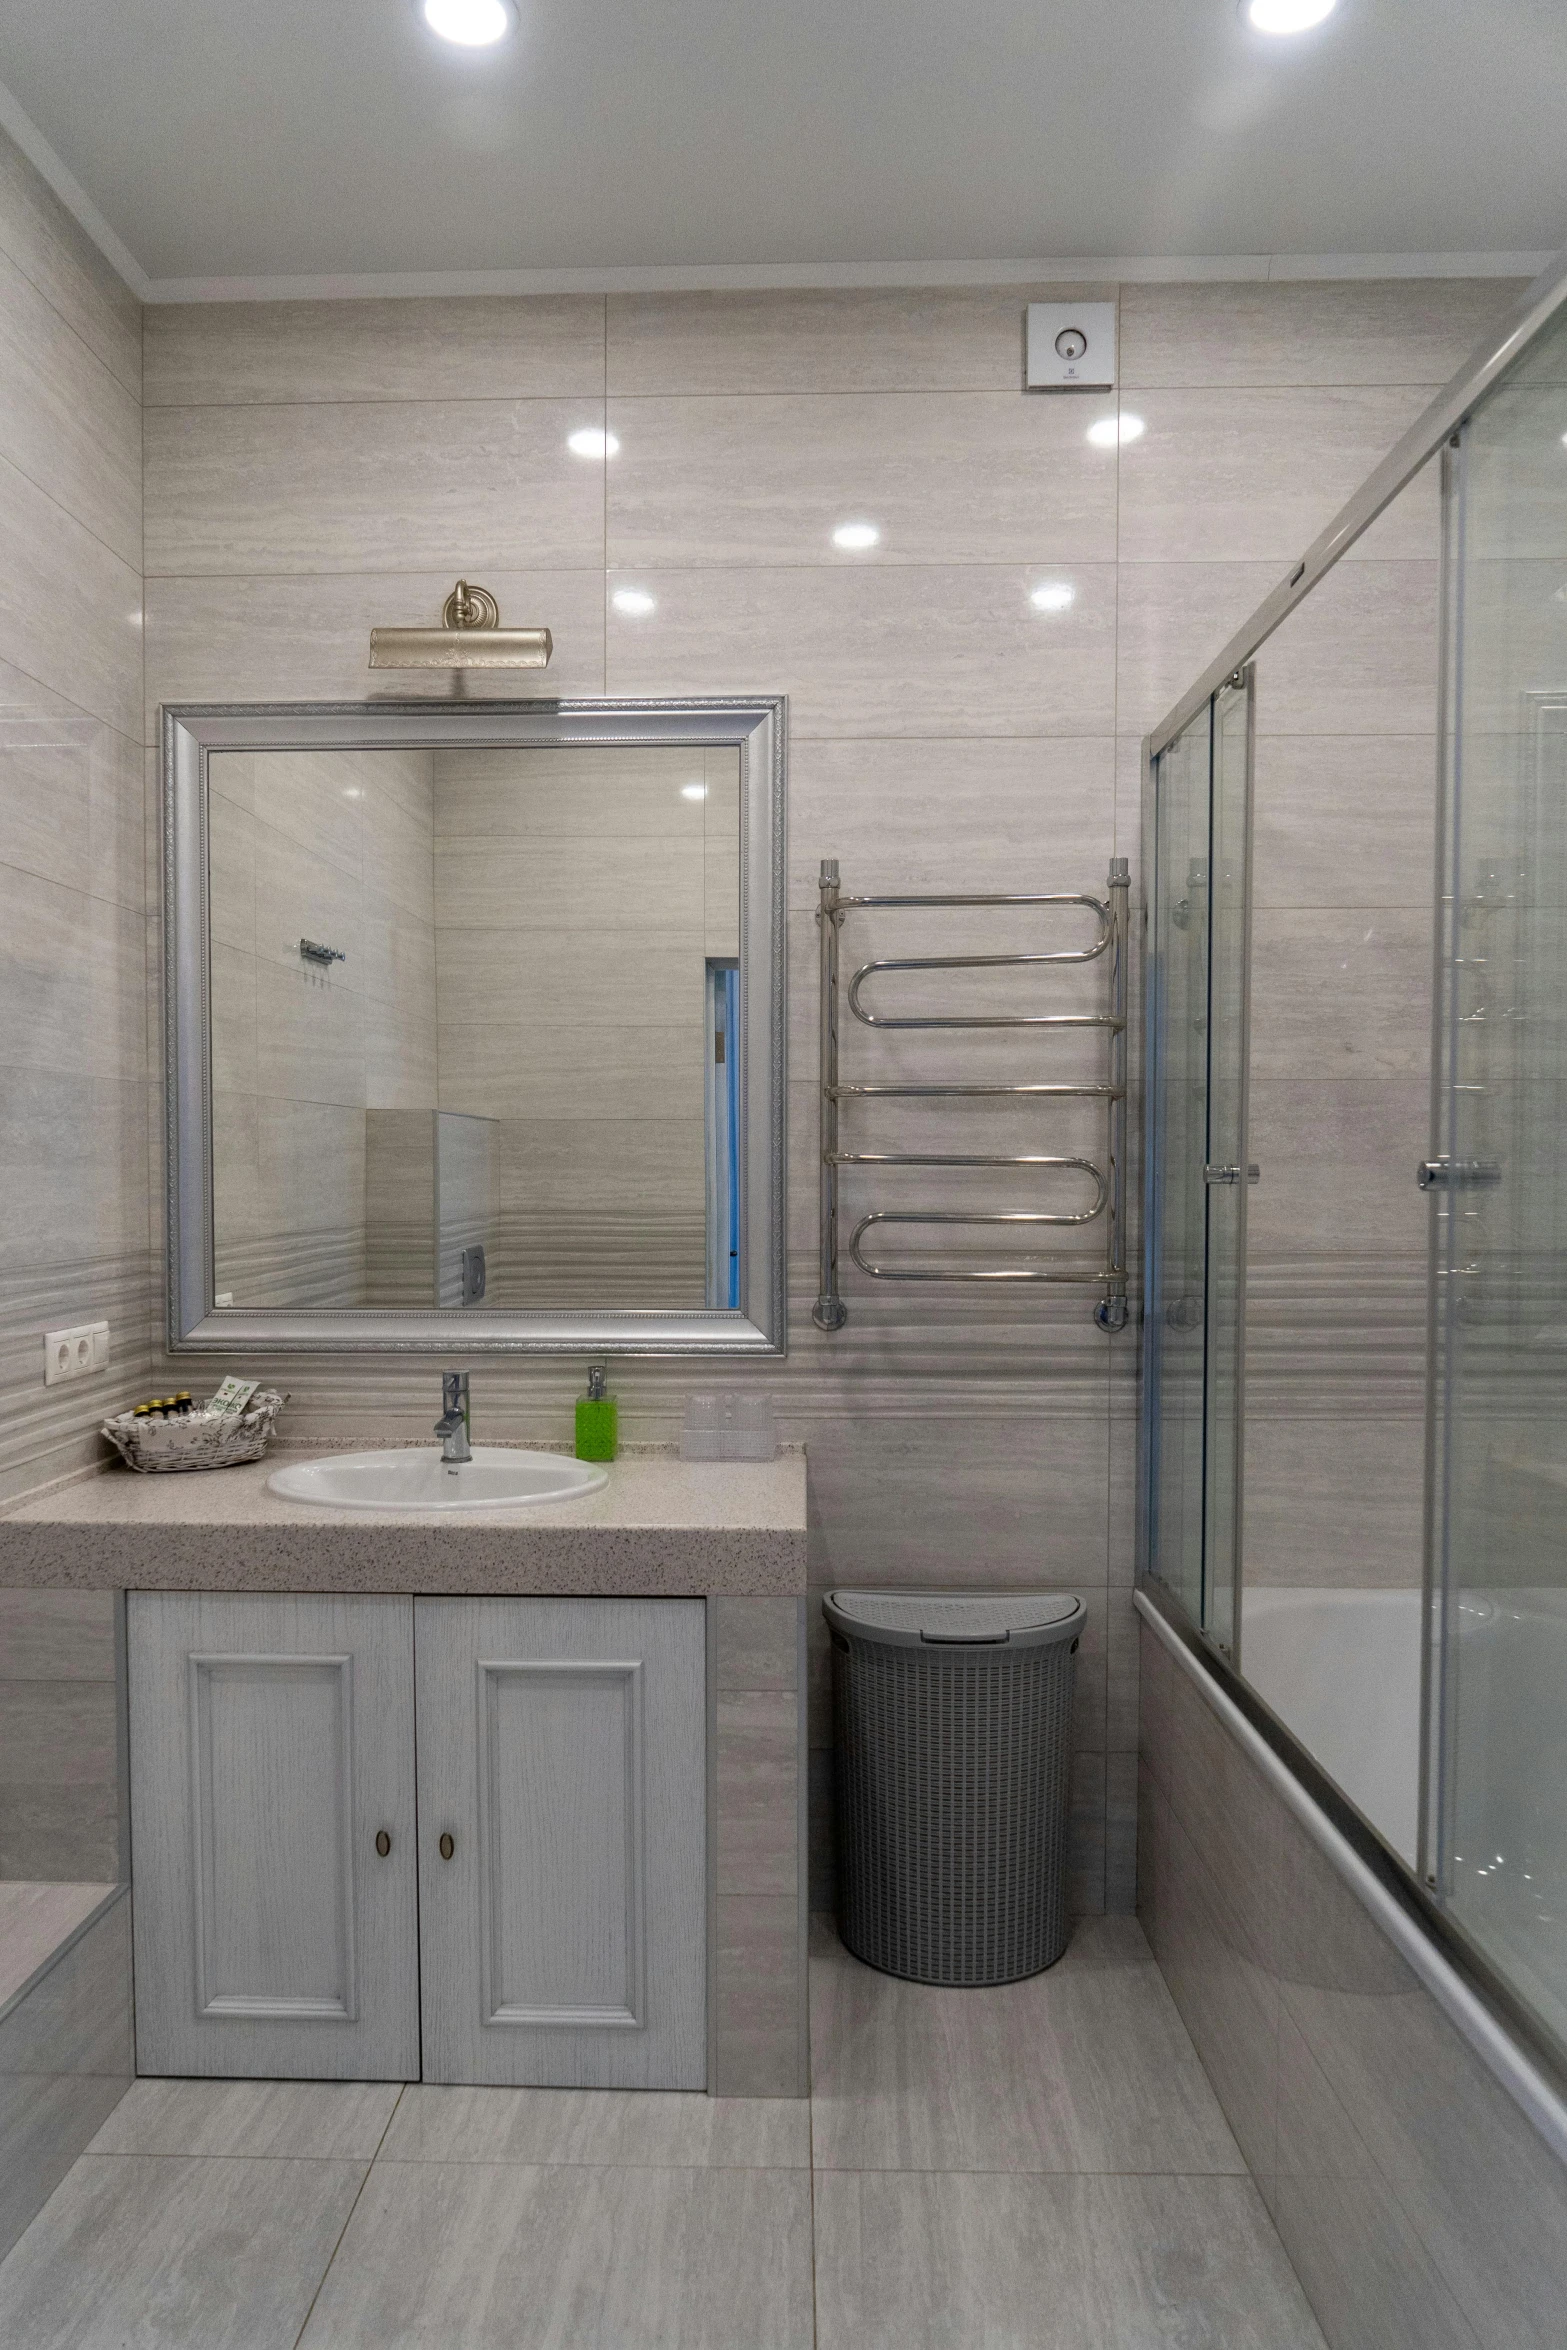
<box><xmin>163</xmin><ymin>699</ymin><xmax>786</xmax><ymax>1355</ymax></box>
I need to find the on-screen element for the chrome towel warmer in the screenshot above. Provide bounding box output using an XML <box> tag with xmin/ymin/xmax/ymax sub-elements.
<box><xmin>813</xmin><ymin>858</ymin><xmax>1130</xmax><ymax>1333</ymax></box>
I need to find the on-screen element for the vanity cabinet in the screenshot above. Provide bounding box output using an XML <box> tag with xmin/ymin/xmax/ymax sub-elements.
<box><xmin>127</xmin><ymin>1593</ymin><xmax>706</xmax><ymax>2088</ymax></box>
<box><xmin>127</xmin><ymin>1593</ymin><xmax>420</xmax><ymax>2080</ymax></box>
<box><xmin>415</xmin><ymin>1598</ymin><xmax>707</xmax><ymax>2089</ymax></box>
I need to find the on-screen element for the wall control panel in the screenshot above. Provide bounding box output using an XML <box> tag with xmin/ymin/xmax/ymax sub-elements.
<box><xmin>1025</xmin><ymin>302</ymin><xmax>1117</xmax><ymax>392</ymax></box>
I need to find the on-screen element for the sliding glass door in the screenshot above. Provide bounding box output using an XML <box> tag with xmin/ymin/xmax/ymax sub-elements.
<box><xmin>1143</xmin><ymin>671</ymin><xmax>1255</xmax><ymax>1656</ymax></box>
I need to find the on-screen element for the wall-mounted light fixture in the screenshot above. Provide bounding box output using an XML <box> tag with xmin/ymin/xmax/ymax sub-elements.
<box><xmin>368</xmin><ymin>580</ymin><xmax>552</xmax><ymax>670</ymax></box>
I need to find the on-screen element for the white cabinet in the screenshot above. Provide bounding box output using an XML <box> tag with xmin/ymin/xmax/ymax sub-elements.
<box><xmin>127</xmin><ymin>1592</ymin><xmax>419</xmax><ymax>2080</ymax></box>
<box><xmin>127</xmin><ymin>1592</ymin><xmax>707</xmax><ymax>2088</ymax></box>
<box><xmin>415</xmin><ymin>1598</ymin><xmax>707</xmax><ymax>2089</ymax></box>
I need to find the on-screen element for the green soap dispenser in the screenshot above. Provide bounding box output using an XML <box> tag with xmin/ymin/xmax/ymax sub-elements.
<box><xmin>575</xmin><ymin>1364</ymin><xmax>618</xmax><ymax>1462</ymax></box>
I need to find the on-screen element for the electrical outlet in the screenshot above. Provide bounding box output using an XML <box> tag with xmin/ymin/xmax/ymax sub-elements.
<box><xmin>43</xmin><ymin>1321</ymin><xmax>110</xmax><ymax>1386</ymax></box>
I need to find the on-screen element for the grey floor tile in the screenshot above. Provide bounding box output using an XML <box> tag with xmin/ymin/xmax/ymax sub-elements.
<box><xmin>0</xmin><ymin>2152</ymin><xmax>367</xmax><ymax>2349</ymax></box>
<box><xmin>86</xmin><ymin>2076</ymin><xmax>403</xmax><ymax>2160</ymax></box>
<box><xmin>380</xmin><ymin>2082</ymin><xmax>809</xmax><ymax>2167</ymax></box>
<box><xmin>298</xmin><ymin>2158</ymin><xmax>814</xmax><ymax>2348</ymax></box>
<box><xmin>811</xmin><ymin>1912</ymin><xmax>1244</xmax><ymax>2175</ymax></box>
<box><xmin>813</xmin><ymin>2169</ymin><xmax>1328</xmax><ymax>2350</ymax></box>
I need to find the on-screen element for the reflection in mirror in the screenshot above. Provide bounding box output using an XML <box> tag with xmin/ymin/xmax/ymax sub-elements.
<box><xmin>206</xmin><ymin>743</ymin><xmax>741</xmax><ymax>1313</ymax></box>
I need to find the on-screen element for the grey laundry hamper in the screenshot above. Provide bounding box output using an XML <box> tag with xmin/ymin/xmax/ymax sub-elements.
<box><xmin>825</xmin><ymin>1590</ymin><xmax>1083</xmax><ymax>1986</ymax></box>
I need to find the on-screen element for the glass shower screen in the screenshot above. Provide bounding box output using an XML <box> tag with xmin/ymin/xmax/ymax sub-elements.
<box><xmin>1429</xmin><ymin>303</ymin><xmax>1567</xmax><ymax>2054</ymax></box>
<box><xmin>1143</xmin><ymin>672</ymin><xmax>1255</xmax><ymax>1656</ymax></box>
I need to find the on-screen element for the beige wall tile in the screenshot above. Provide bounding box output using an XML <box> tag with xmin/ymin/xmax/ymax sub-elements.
<box><xmin>1117</xmin><ymin>385</ymin><xmax>1440</xmax><ymax>566</ymax></box>
<box><xmin>145</xmin><ymin>569</ymin><xmax>605</xmax><ymax>721</ymax></box>
<box><xmin>1248</xmin><ymin>907</ymin><xmax>1433</xmax><ymax>1082</ymax></box>
<box><xmin>0</xmin><ymin>1591</ymin><xmax>116</xmax><ymax>1682</ymax></box>
<box><xmin>1253</xmin><ymin>559</ymin><xmax>1439</xmax><ymax>737</ymax></box>
<box><xmin>433</xmin><ymin>744</ymin><xmax>710</xmax><ymax>838</ymax></box>
<box><xmin>0</xmin><ymin>865</ymin><xmax>147</xmax><ymax>1082</ymax></box>
<box><xmin>436</xmin><ymin>1020</ymin><xmax>704</xmax><ymax>1122</ymax></box>
<box><xmin>0</xmin><ymin>242</ymin><xmax>141</xmax><ymax>568</ymax></box>
<box><xmin>255</xmin><ymin>961</ymin><xmax>366</xmax><ymax>1107</ymax></box>
<box><xmin>1119</xmin><ymin>278</ymin><xmax>1525</xmax><ymax>390</ymax></box>
<box><xmin>0</xmin><ymin>123</ymin><xmax>141</xmax><ymax>399</ymax></box>
<box><xmin>1115</xmin><ymin>560</ymin><xmax>1278</xmax><ymax>739</ymax></box>
<box><xmin>789</xmin><ymin>735</ymin><xmax>1115</xmax><ymax>908</ymax></box>
<box><xmin>434</xmin><ymin>834</ymin><xmax>703</xmax><ymax>930</ymax></box>
<box><xmin>1245</xmin><ymin>1075</ymin><xmax>1429</xmax><ymax>1268</ymax></box>
<box><xmin>606</xmin><ymin>562</ymin><xmax>1117</xmax><ymax>737</ymax></box>
<box><xmin>0</xmin><ymin>688</ymin><xmax>143</xmax><ymax>912</ymax></box>
<box><xmin>1252</xmin><ymin>734</ymin><xmax>1436</xmax><ymax>910</ymax></box>
<box><xmin>607</xmin><ymin>284</ymin><xmax>1108</xmax><ymax>396</ymax></box>
<box><xmin>208</xmin><ymin>942</ymin><xmax>257</xmax><ymax>1093</ymax></box>
<box><xmin>0</xmin><ymin>449</ymin><xmax>141</xmax><ymax>739</ymax></box>
<box><xmin>0</xmin><ymin>1068</ymin><xmax>150</xmax><ymax>1267</ymax></box>
<box><xmin>359</xmin><ymin>893</ymin><xmax>436</xmax><ymax>1015</ymax></box>
<box><xmin>436</xmin><ymin>928</ymin><xmax>706</xmax><ymax>1030</ymax></box>
<box><xmin>253</xmin><ymin>822</ymin><xmax>365</xmax><ymax>971</ymax></box>
<box><xmin>144</xmin><ymin>295</ymin><xmax>605</xmax><ymax>406</ymax></box>
<box><xmin>144</xmin><ymin>398</ymin><xmax>606</xmax><ymax>575</ymax></box>
<box><xmin>607</xmin><ymin>391</ymin><xmax>1118</xmax><ymax>567</ymax></box>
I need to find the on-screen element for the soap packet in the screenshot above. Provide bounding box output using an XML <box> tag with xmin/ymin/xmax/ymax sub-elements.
<box><xmin>208</xmin><ymin>1376</ymin><xmax>259</xmax><ymax>1417</ymax></box>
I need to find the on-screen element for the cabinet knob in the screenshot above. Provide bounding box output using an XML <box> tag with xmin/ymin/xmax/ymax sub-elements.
<box><xmin>439</xmin><ymin>1831</ymin><xmax>455</xmax><ymax>1861</ymax></box>
<box><xmin>374</xmin><ymin>1829</ymin><xmax>391</xmax><ymax>1858</ymax></box>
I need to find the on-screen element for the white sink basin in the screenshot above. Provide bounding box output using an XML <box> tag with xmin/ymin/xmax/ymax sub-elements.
<box><xmin>266</xmin><ymin>1447</ymin><xmax>608</xmax><ymax>1513</ymax></box>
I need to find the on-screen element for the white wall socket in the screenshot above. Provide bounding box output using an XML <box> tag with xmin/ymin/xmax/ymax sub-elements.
<box><xmin>1024</xmin><ymin>301</ymin><xmax>1117</xmax><ymax>392</ymax></box>
<box><xmin>44</xmin><ymin>1321</ymin><xmax>110</xmax><ymax>1386</ymax></box>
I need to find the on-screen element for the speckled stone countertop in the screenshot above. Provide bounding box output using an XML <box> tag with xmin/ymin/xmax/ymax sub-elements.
<box><xmin>0</xmin><ymin>1450</ymin><xmax>807</xmax><ymax>1597</ymax></box>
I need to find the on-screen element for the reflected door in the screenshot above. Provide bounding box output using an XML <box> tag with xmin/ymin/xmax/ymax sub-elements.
<box><xmin>1143</xmin><ymin>672</ymin><xmax>1255</xmax><ymax>1657</ymax></box>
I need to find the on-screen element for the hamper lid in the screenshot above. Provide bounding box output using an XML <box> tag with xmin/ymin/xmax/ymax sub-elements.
<box><xmin>824</xmin><ymin>1590</ymin><xmax>1084</xmax><ymax>1649</ymax></box>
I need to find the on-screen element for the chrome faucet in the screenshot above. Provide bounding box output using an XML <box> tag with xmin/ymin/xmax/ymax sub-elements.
<box><xmin>435</xmin><ymin>1371</ymin><xmax>472</xmax><ymax>1465</ymax></box>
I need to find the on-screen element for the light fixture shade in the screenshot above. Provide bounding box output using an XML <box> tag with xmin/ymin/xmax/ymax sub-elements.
<box><xmin>422</xmin><ymin>0</ymin><xmax>513</xmax><ymax>45</ymax></box>
<box><xmin>369</xmin><ymin>580</ymin><xmax>552</xmax><ymax>668</ymax></box>
<box><xmin>1244</xmin><ymin>0</ymin><xmax>1337</xmax><ymax>31</ymax></box>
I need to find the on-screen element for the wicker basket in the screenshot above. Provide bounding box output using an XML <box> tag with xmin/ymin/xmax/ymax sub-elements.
<box><xmin>101</xmin><ymin>1391</ymin><xmax>288</xmax><ymax>1474</ymax></box>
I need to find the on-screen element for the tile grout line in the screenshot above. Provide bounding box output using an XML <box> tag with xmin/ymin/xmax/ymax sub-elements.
<box><xmin>285</xmin><ymin>2082</ymin><xmax>408</xmax><ymax>2350</ymax></box>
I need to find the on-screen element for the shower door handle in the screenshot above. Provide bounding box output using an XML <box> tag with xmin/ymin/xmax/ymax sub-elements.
<box><xmin>1418</xmin><ymin>1160</ymin><xmax>1501</xmax><ymax>1191</ymax></box>
<box><xmin>1204</xmin><ymin>1164</ymin><xmax>1259</xmax><ymax>1185</ymax></box>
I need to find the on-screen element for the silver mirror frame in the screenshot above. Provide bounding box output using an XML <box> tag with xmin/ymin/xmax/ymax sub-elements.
<box><xmin>163</xmin><ymin>697</ymin><xmax>788</xmax><ymax>1356</ymax></box>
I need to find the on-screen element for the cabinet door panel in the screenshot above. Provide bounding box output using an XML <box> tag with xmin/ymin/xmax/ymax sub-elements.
<box><xmin>129</xmin><ymin>1594</ymin><xmax>418</xmax><ymax>2080</ymax></box>
<box><xmin>417</xmin><ymin>1598</ymin><xmax>705</xmax><ymax>2088</ymax></box>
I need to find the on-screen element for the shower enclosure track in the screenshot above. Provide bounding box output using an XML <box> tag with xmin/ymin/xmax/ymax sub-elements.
<box><xmin>812</xmin><ymin>858</ymin><xmax>1130</xmax><ymax>1332</ymax></box>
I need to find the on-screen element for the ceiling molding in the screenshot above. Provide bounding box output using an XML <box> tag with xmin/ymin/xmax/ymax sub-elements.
<box><xmin>0</xmin><ymin>74</ymin><xmax>149</xmax><ymax>298</ymax></box>
<box><xmin>142</xmin><ymin>251</ymin><xmax>1551</xmax><ymax>304</ymax></box>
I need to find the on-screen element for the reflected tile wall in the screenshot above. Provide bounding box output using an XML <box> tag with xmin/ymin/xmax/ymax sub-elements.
<box><xmin>1140</xmin><ymin>1615</ymin><xmax>1567</xmax><ymax>2350</ymax></box>
<box><xmin>137</xmin><ymin>269</ymin><xmax>1526</xmax><ymax>1912</ymax></box>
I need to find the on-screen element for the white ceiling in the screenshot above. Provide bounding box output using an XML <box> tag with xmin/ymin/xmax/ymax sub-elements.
<box><xmin>0</xmin><ymin>0</ymin><xmax>1563</xmax><ymax>295</ymax></box>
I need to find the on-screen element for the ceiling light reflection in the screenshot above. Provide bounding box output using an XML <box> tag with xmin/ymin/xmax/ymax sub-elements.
<box><xmin>568</xmin><ymin>427</ymin><xmax>619</xmax><ymax>459</ymax></box>
<box><xmin>612</xmin><ymin>587</ymin><xmax>656</xmax><ymax>617</ymax></box>
<box><xmin>1087</xmin><ymin>414</ymin><xmax>1145</xmax><ymax>448</ymax></box>
<box><xmin>832</xmin><ymin>522</ymin><xmax>881</xmax><ymax>551</ymax></box>
<box><xmin>681</xmin><ymin>783</ymin><xmax>708</xmax><ymax>801</ymax></box>
<box><xmin>1030</xmin><ymin>582</ymin><xmax>1076</xmax><ymax>613</ymax></box>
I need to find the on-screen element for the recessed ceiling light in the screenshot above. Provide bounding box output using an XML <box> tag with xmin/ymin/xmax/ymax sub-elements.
<box><xmin>1243</xmin><ymin>0</ymin><xmax>1336</xmax><ymax>31</ymax></box>
<box><xmin>612</xmin><ymin>587</ymin><xmax>656</xmax><ymax>617</ymax></box>
<box><xmin>422</xmin><ymin>0</ymin><xmax>513</xmax><ymax>44</ymax></box>
<box><xmin>832</xmin><ymin>522</ymin><xmax>881</xmax><ymax>551</ymax></box>
<box><xmin>681</xmin><ymin>782</ymin><xmax>708</xmax><ymax>801</ymax></box>
<box><xmin>568</xmin><ymin>426</ymin><xmax>620</xmax><ymax>459</ymax></box>
<box><xmin>1087</xmin><ymin>413</ymin><xmax>1145</xmax><ymax>448</ymax></box>
<box><xmin>1030</xmin><ymin>582</ymin><xmax>1076</xmax><ymax>613</ymax></box>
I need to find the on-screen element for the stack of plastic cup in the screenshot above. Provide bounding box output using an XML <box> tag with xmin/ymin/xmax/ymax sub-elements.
<box><xmin>680</xmin><ymin>1393</ymin><xmax>725</xmax><ymax>1459</ymax></box>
